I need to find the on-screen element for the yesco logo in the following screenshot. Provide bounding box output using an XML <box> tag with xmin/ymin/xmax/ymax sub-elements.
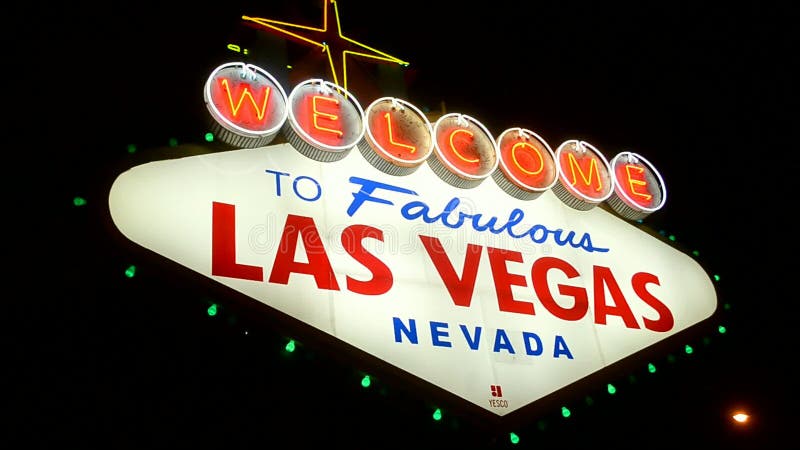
<box><xmin>109</xmin><ymin>61</ymin><xmax>716</xmax><ymax>419</ymax></box>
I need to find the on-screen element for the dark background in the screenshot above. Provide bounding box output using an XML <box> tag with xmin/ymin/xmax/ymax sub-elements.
<box><xmin>13</xmin><ymin>1</ymin><xmax>794</xmax><ymax>449</ymax></box>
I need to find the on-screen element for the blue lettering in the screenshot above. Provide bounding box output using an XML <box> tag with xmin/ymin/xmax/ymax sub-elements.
<box><xmin>348</xmin><ymin>177</ymin><xmax>608</xmax><ymax>254</ymax></box>
<box><xmin>402</xmin><ymin>201</ymin><xmax>434</xmax><ymax>223</ymax></box>
<box><xmin>292</xmin><ymin>175</ymin><xmax>322</xmax><ymax>202</ymax></box>
<box><xmin>553</xmin><ymin>335</ymin><xmax>574</xmax><ymax>359</ymax></box>
<box><xmin>529</xmin><ymin>224</ymin><xmax>549</xmax><ymax>243</ymax></box>
<box><xmin>493</xmin><ymin>329</ymin><xmax>515</xmax><ymax>354</ymax></box>
<box><xmin>393</xmin><ymin>317</ymin><xmax>418</xmax><ymax>344</ymax></box>
<box><xmin>440</xmin><ymin>198</ymin><xmax>465</xmax><ymax>228</ymax></box>
<box><xmin>393</xmin><ymin>319</ymin><xmax>573</xmax><ymax>360</ymax></box>
<box><xmin>470</xmin><ymin>213</ymin><xmax>501</xmax><ymax>233</ymax></box>
<box><xmin>523</xmin><ymin>332</ymin><xmax>544</xmax><ymax>355</ymax></box>
<box><xmin>459</xmin><ymin>324</ymin><xmax>482</xmax><ymax>350</ymax></box>
<box><xmin>346</xmin><ymin>177</ymin><xmax>418</xmax><ymax>216</ymax></box>
<box><xmin>430</xmin><ymin>321</ymin><xmax>452</xmax><ymax>347</ymax></box>
<box><xmin>265</xmin><ymin>169</ymin><xmax>290</xmax><ymax>196</ymax></box>
<box><xmin>503</xmin><ymin>209</ymin><xmax>527</xmax><ymax>237</ymax></box>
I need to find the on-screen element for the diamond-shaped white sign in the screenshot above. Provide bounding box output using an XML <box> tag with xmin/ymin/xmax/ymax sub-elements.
<box><xmin>109</xmin><ymin>143</ymin><xmax>716</xmax><ymax>417</ymax></box>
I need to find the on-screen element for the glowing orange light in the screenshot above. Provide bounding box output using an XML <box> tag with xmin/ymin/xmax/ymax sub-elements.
<box><xmin>448</xmin><ymin>129</ymin><xmax>478</xmax><ymax>163</ymax></box>
<box><xmin>495</xmin><ymin>128</ymin><xmax>557</xmax><ymax>195</ymax></box>
<box><xmin>732</xmin><ymin>412</ymin><xmax>750</xmax><ymax>423</ymax></box>
<box><xmin>242</xmin><ymin>0</ymin><xmax>409</xmax><ymax>94</ymax></box>
<box><xmin>363</xmin><ymin>97</ymin><xmax>432</xmax><ymax>169</ymax></box>
<box><xmin>511</xmin><ymin>142</ymin><xmax>544</xmax><ymax>175</ymax></box>
<box><xmin>382</xmin><ymin>112</ymin><xmax>416</xmax><ymax>153</ymax></box>
<box><xmin>617</xmin><ymin>163</ymin><xmax>653</xmax><ymax>206</ymax></box>
<box><xmin>311</xmin><ymin>95</ymin><xmax>344</xmax><ymax>137</ymax></box>
<box><xmin>218</xmin><ymin>78</ymin><xmax>272</xmax><ymax>120</ymax></box>
<box><xmin>431</xmin><ymin>114</ymin><xmax>498</xmax><ymax>184</ymax></box>
<box><xmin>565</xmin><ymin>151</ymin><xmax>603</xmax><ymax>193</ymax></box>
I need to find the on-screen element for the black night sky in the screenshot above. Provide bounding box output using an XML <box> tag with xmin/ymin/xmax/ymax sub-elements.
<box><xmin>14</xmin><ymin>1</ymin><xmax>795</xmax><ymax>449</ymax></box>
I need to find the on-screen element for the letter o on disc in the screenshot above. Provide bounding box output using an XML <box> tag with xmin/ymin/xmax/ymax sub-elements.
<box><xmin>493</xmin><ymin>127</ymin><xmax>558</xmax><ymax>200</ymax></box>
<box><xmin>429</xmin><ymin>113</ymin><xmax>498</xmax><ymax>189</ymax></box>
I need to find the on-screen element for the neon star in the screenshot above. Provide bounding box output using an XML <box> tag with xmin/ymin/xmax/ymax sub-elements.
<box><xmin>242</xmin><ymin>0</ymin><xmax>409</xmax><ymax>94</ymax></box>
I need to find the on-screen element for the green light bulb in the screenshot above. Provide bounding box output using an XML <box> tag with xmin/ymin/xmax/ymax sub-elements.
<box><xmin>361</xmin><ymin>375</ymin><xmax>371</xmax><ymax>388</ymax></box>
<box><xmin>648</xmin><ymin>363</ymin><xmax>656</xmax><ymax>373</ymax></box>
<box><xmin>207</xmin><ymin>303</ymin><xmax>217</xmax><ymax>316</ymax></box>
<box><xmin>561</xmin><ymin>406</ymin><xmax>571</xmax><ymax>418</ymax></box>
<box><xmin>73</xmin><ymin>196</ymin><xmax>86</xmax><ymax>206</ymax></box>
<box><xmin>124</xmin><ymin>265</ymin><xmax>136</xmax><ymax>278</ymax></box>
<box><xmin>509</xmin><ymin>432</ymin><xmax>520</xmax><ymax>444</ymax></box>
<box><xmin>718</xmin><ymin>325</ymin><xmax>727</xmax><ymax>334</ymax></box>
<box><xmin>607</xmin><ymin>383</ymin><xmax>616</xmax><ymax>395</ymax></box>
<box><xmin>204</xmin><ymin>132</ymin><xmax>214</xmax><ymax>142</ymax></box>
<box><xmin>285</xmin><ymin>339</ymin><xmax>296</xmax><ymax>352</ymax></box>
<box><xmin>126</xmin><ymin>144</ymin><xmax>137</xmax><ymax>154</ymax></box>
<box><xmin>432</xmin><ymin>408</ymin><xmax>442</xmax><ymax>421</ymax></box>
<box><xmin>684</xmin><ymin>344</ymin><xmax>694</xmax><ymax>355</ymax></box>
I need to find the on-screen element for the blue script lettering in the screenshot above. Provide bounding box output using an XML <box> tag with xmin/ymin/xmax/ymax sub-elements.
<box><xmin>348</xmin><ymin>177</ymin><xmax>608</xmax><ymax>254</ymax></box>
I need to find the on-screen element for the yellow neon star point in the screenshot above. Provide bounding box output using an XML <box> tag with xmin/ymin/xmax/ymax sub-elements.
<box><xmin>242</xmin><ymin>0</ymin><xmax>409</xmax><ymax>94</ymax></box>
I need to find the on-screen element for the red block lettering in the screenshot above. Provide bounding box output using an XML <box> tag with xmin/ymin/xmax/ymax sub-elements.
<box><xmin>341</xmin><ymin>224</ymin><xmax>393</xmax><ymax>295</ymax></box>
<box><xmin>211</xmin><ymin>201</ymin><xmax>264</xmax><ymax>281</ymax></box>
<box><xmin>487</xmin><ymin>247</ymin><xmax>534</xmax><ymax>315</ymax></box>
<box><xmin>419</xmin><ymin>235</ymin><xmax>481</xmax><ymax>307</ymax></box>
<box><xmin>268</xmin><ymin>214</ymin><xmax>340</xmax><ymax>290</ymax></box>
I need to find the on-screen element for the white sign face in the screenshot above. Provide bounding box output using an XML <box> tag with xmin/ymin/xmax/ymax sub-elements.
<box><xmin>108</xmin><ymin>143</ymin><xmax>716</xmax><ymax>417</ymax></box>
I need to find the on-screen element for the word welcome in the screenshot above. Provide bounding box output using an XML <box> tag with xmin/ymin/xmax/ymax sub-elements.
<box><xmin>204</xmin><ymin>62</ymin><xmax>666</xmax><ymax>219</ymax></box>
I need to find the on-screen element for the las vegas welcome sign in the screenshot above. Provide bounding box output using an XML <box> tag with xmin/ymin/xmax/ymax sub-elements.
<box><xmin>109</xmin><ymin>62</ymin><xmax>717</xmax><ymax>418</ymax></box>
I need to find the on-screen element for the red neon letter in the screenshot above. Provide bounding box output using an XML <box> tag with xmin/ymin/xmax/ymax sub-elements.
<box><xmin>217</xmin><ymin>78</ymin><xmax>272</xmax><ymax>124</ymax></box>
<box><xmin>341</xmin><ymin>224</ymin><xmax>393</xmax><ymax>295</ymax></box>
<box><xmin>313</xmin><ymin>95</ymin><xmax>343</xmax><ymax>135</ymax></box>
<box><xmin>564</xmin><ymin>152</ymin><xmax>603</xmax><ymax>194</ymax></box>
<box><xmin>448</xmin><ymin>129</ymin><xmax>478</xmax><ymax>163</ymax></box>
<box><xmin>211</xmin><ymin>202</ymin><xmax>264</xmax><ymax>282</ymax></box>
<box><xmin>617</xmin><ymin>164</ymin><xmax>653</xmax><ymax>207</ymax></box>
<box><xmin>419</xmin><ymin>235</ymin><xmax>482</xmax><ymax>307</ymax></box>
<box><xmin>487</xmin><ymin>247</ymin><xmax>534</xmax><ymax>315</ymax></box>
<box><xmin>531</xmin><ymin>256</ymin><xmax>588</xmax><ymax>321</ymax></box>
<box><xmin>511</xmin><ymin>142</ymin><xmax>545</xmax><ymax>175</ymax></box>
<box><xmin>268</xmin><ymin>214</ymin><xmax>340</xmax><ymax>290</ymax></box>
<box><xmin>374</xmin><ymin>112</ymin><xmax>416</xmax><ymax>154</ymax></box>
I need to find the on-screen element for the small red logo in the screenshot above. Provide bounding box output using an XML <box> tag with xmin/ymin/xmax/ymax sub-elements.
<box><xmin>490</xmin><ymin>385</ymin><xmax>503</xmax><ymax>397</ymax></box>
